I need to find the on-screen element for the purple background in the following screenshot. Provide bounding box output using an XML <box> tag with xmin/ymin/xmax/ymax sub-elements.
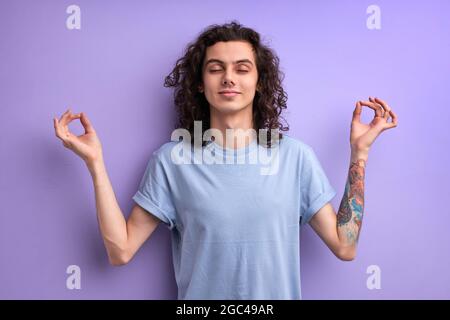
<box><xmin>1</xmin><ymin>0</ymin><xmax>449</xmax><ymax>299</ymax></box>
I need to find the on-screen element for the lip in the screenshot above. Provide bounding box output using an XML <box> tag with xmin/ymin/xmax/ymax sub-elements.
<box><xmin>219</xmin><ymin>90</ymin><xmax>241</xmax><ymax>97</ymax></box>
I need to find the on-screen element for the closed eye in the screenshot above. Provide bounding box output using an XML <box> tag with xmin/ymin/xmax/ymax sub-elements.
<box><xmin>209</xmin><ymin>70</ymin><xmax>249</xmax><ymax>73</ymax></box>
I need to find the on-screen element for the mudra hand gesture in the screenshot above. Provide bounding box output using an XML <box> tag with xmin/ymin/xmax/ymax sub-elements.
<box><xmin>350</xmin><ymin>97</ymin><xmax>398</xmax><ymax>159</ymax></box>
<box><xmin>53</xmin><ymin>108</ymin><xmax>103</xmax><ymax>165</ymax></box>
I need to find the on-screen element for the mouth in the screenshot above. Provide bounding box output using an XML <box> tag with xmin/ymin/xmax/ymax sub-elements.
<box><xmin>219</xmin><ymin>91</ymin><xmax>241</xmax><ymax>97</ymax></box>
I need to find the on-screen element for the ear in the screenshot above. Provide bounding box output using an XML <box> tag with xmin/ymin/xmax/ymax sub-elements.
<box><xmin>198</xmin><ymin>84</ymin><xmax>203</xmax><ymax>93</ymax></box>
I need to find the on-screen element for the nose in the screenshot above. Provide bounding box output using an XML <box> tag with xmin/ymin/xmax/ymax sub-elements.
<box><xmin>222</xmin><ymin>70</ymin><xmax>235</xmax><ymax>86</ymax></box>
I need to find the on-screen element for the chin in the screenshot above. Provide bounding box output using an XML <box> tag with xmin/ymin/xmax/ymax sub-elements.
<box><xmin>212</xmin><ymin>100</ymin><xmax>251</xmax><ymax>113</ymax></box>
<box><xmin>213</xmin><ymin>104</ymin><xmax>247</xmax><ymax>114</ymax></box>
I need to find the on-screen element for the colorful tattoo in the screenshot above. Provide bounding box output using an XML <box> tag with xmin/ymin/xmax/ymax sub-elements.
<box><xmin>337</xmin><ymin>159</ymin><xmax>365</xmax><ymax>245</ymax></box>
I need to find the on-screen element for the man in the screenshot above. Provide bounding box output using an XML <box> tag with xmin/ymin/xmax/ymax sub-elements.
<box><xmin>54</xmin><ymin>22</ymin><xmax>398</xmax><ymax>300</ymax></box>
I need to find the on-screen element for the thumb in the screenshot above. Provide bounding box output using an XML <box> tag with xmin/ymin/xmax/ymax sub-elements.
<box><xmin>352</xmin><ymin>101</ymin><xmax>362</xmax><ymax>123</ymax></box>
<box><xmin>80</xmin><ymin>112</ymin><xmax>95</xmax><ymax>134</ymax></box>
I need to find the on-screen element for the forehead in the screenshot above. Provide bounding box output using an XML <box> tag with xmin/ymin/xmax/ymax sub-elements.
<box><xmin>204</xmin><ymin>41</ymin><xmax>255</xmax><ymax>64</ymax></box>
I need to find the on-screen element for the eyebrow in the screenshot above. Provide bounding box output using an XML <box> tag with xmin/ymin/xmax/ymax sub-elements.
<box><xmin>204</xmin><ymin>59</ymin><xmax>254</xmax><ymax>67</ymax></box>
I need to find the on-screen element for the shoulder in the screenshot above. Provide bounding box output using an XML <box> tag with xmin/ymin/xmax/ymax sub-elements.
<box><xmin>139</xmin><ymin>140</ymin><xmax>182</xmax><ymax>177</ymax></box>
<box><xmin>150</xmin><ymin>140</ymin><xmax>180</xmax><ymax>163</ymax></box>
<box><xmin>280</xmin><ymin>133</ymin><xmax>314</xmax><ymax>154</ymax></box>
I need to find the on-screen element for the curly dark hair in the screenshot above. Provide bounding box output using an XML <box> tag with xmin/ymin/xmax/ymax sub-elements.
<box><xmin>164</xmin><ymin>20</ymin><xmax>289</xmax><ymax>147</ymax></box>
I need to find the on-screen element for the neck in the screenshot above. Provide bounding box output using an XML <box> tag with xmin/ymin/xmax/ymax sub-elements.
<box><xmin>209</xmin><ymin>103</ymin><xmax>256</xmax><ymax>149</ymax></box>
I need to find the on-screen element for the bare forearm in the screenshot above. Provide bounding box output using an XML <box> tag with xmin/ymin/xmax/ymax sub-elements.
<box><xmin>337</xmin><ymin>150</ymin><xmax>367</xmax><ymax>250</ymax></box>
<box><xmin>87</xmin><ymin>158</ymin><xmax>128</xmax><ymax>263</ymax></box>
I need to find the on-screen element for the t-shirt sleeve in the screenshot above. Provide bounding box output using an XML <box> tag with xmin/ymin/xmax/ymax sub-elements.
<box><xmin>132</xmin><ymin>151</ymin><xmax>177</xmax><ymax>230</ymax></box>
<box><xmin>299</xmin><ymin>145</ymin><xmax>337</xmax><ymax>226</ymax></box>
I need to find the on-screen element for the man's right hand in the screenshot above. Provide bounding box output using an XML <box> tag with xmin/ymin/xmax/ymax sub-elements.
<box><xmin>53</xmin><ymin>108</ymin><xmax>103</xmax><ymax>166</ymax></box>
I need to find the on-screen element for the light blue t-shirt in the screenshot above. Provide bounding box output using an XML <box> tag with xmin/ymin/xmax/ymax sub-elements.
<box><xmin>132</xmin><ymin>134</ymin><xmax>336</xmax><ymax>300</ymax></box>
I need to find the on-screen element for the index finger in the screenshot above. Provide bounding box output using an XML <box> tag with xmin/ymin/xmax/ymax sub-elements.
<box><xmin>359</xmin><ymin>100</ymin><xmax>384</xmax><ymax>117</ymax></box>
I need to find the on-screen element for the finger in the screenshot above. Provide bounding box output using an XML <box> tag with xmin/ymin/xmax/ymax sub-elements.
<box><xmin>352</xmin><ymin>101</ymin><xmax>362</xmax><ymax>123</ymax></box>
<box><xmin>58</xmin><ymin>109</ymin><xmax>70</xmax><ymax>122</ymax></box>
<box><xmin>70</xmin><ymin>113</ymin><xmax>81</xmax><ymax>121</ymax></box>
<box><xmin>80</xmin><ymin>112</ymin><xmax>95</xmax><ymax>134</ymax></box>
<box><xmin>373</xmin><ymin>97</ymin><xmax>391</xmax><ymax>120</ymax></box>
<box><xmin>53</xmin><ymin>117</ymin><xmax>63</xmax><ymax>139</ymax></box>
<box><xmin>359</xmin><ymin>100</ymin><xmax>383</xmax><ymax>117</ymax></box>
<box><xmin>368</xmin><ymin>97</ymin><xmax>385</xmax><ymax>118</ymax></box>
<box><xmin>60</xmin><ymin>109</ymin><xmax>73</xmax><ymax>127</ymax></box>
<box><xmin>384</xmin><ymin>109</ymin><xmax>398</xmax><ymax>129</ymax></box>
<box><xmin>54</xmin><ymin>116</ymin><xmax>71</xmax><ymax>141</ymax></box>
<box><xmin>373</xmin><ymin>97</ymin><xmax>390</xmax><ymax>110</ymax></box>
<box><xmin>61</xmin><ymin>111</ymin><xmax>81</xmax><ymax>128</ymax></box>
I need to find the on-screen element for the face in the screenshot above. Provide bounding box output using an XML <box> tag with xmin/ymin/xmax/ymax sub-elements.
<box><xmin>199</xmin><ymin>41</ymin><xmax>259</xmax><ymax>115</ymax></box>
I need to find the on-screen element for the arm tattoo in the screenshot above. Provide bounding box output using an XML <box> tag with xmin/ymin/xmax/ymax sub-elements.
<box><xmin>337</xmin><ymin>159</ymin><xmax>365</xmax><ymax>245</ymax></box>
